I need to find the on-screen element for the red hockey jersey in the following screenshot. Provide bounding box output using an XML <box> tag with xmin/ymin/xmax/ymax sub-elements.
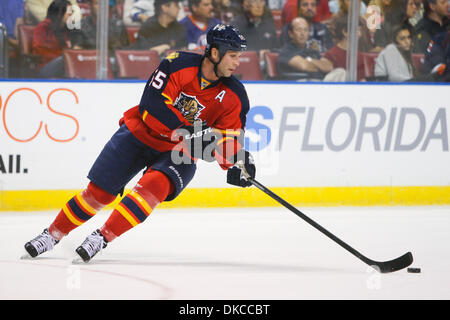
<box><xmin>121</xmin><ymin>51</ymin><xmax>250</xmax><ymax>169</ymax></box>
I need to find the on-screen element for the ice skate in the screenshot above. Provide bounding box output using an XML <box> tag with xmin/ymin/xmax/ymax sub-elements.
<box><xmin>24</xmin><ymin>228</ymin><xmax>59</xmax><ymax>258</ymax></box>
<box><xmin>75</xmin><ymin>229</ymin><xmax>108</xmax><ymax>263</ymax></box>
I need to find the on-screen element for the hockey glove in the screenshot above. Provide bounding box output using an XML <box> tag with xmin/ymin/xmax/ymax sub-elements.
<box><xmin>176</xmin><ymin>121</ymin><xmax>217</xmax><ymax>162</ymax></box>
<box><xmin>227</xmin><ymin>150</ymin><xmax>256</xmax><ymax>187</ymax></box>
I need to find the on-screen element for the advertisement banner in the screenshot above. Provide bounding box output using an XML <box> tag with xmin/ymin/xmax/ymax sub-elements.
<box><xmin>243</xmin><ymin>83</ymin><xmax>449</xmax><ymax>187</ymax></box>
<box><xmin>0</xmin><ymin>81</ymin><xmax>449</xmax><ymax>209</ymax></box>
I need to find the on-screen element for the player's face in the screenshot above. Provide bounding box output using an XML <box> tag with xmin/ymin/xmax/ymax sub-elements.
<box><xmin>396</xmin><ymin>29</ymin><xmax>412</xmax><ymax>52</ymax></box>
<box><xmin>217</xmin><ymin>50</ymin><xmax>242</xmax><ymax>77</ymax></box>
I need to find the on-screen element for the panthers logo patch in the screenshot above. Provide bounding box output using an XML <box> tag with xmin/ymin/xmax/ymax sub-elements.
<box><xmin>174</xmin><ymin>92</ymin><xmax>205</xmax><ymax>124</ymax></box>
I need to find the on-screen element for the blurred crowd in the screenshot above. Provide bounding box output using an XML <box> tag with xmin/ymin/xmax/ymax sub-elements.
<box><xmin>0</xmin><ymin>0</ymin><xmax>449</xmax><ymax>81</ymax></box>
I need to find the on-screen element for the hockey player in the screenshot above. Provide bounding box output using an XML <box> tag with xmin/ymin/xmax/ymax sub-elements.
<box><xmin>24</xmin><ymin>24</ymin><xmax>256</xmax><ymax>262</ymax></box>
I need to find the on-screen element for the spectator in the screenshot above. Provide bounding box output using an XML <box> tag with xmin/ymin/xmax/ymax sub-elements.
<box><xmin>414</xmin><ymin>0</ymin><xmax>449</xmax><ymax>53</ymax></box>
<box><xmin>32</xmin><ymin>0</ymin><xmax>73</xmax><ymax>78</ymax></box>
<box><xmin>70</xmin><ymin>0</ymin><xmax>129</xmax><ymax>51</ymax></box>
<box><xmin>212</xmin><ymin>0</ymin><xmax>242</xmax><ymax>24</ymax></box>
<box><xmin>329</xmin><ymin>0</ymin><xmax>367</xmax><ymax>16</ymax></box>
<box><xmin>231</xmin><ymin>0</ymin><xmax>279</xmax><ymax>56</ymax></box>
<box><xmin>374</xmin><ymin>0</ymin><xmax>419</xmax><ymax>48</ymax></box>
<box><xmin>0</xmin><ymin>0</ymin><xmax>25</xmax><ymax>77</ymax></box>
<box><xmin>365</xmin><ymin>0</ymin><xmax>396</xmax><ymax>41</ymax></box>
<box><xmin>134</xmin><ymin>0</ymin><xmax>187</xmax><ymax>55</ymax></box>
<box><xmin>277</xmin><ymin>17</ymin><xmax>333</xmax><ymax>79</ymax></box>
<box><xmin>25</xmin><ymin>0</ymin><xmax>81</xmax><ymax>26</ymax></box>
<box><xmin>128</xmin><ymin>0</ymin><xmax>186</xmax><ymax>24</ymax></box>
<box><xmin>374</xmin><ymin>24</ymin><xmax>416</xmax><ymax>81</ymax></box>
<box><xmin>130</xmin><ymin>0</ymin><xmax>156</xmax><ymax>23</ymax></box>
<box><xmin>423</xmin><ymin>30</ymin><xmax>450</xmax><ymax>81</ymax></box>
<box><xmin>109</xmin><ymin>0</ymin><xmax>123</xmax><ymax>20</ymax></box>
<box><xmin>366</xmin><ymin>0</ymin><xmax>395</xmax><ymax>23</ymax></box>
<box><xmin>322</xmin><ymin>14</ymin><xmax>366</xmax><ymax>81</ymax></box>
<box><xmin>282</xmin><ymin>0</ymin><xmax>332</xmax><ymax>25</ymax></box>
<box><xmin>280</xmin><ymin>0</ymin><xmax>334</xmax><ymax>52</ymax></box>
<box><xmin>409</xmin><ymin>0</ymin><xmax>424</xmax><ymax>26</ymax></box>
<box><xmin>180</xmin><ymin>0</ymin><xmax>221</xmax><ymax>50</ymax></box>
<box><xmin>328</xmin><ymin>0</ymin><xmax>379</xmax><ymax>52</ymax></box>
<box><xmin>123</xmin><ymin>0</ymin><xmax>141</xmax><ymax>26</ymax></box>
<box><xmin>0</xmin><ymin>0</ymin><xmax>24</xmax><ymax>49</ymax></box>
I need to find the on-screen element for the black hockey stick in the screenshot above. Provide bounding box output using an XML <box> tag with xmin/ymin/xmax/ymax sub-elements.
<box><xmin>247</xmin><ymin>177</ymin><xmax>413</xmax><ymax>273</ymax></box>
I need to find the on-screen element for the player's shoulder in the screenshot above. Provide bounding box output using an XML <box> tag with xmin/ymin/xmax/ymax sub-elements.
<box><xmin>221</xmin><ymin>75</ymin><xmax>249</xmax><ymax>109</ymax></box>
<box><xmin>160</xmin><ymin>51</ymin><xmax>202</xmax><ymax>73</ymax></box>
<box><xmin>221</xmin><ymin>75</ymin><xmax>248</xmax><ymax>98</ymax></box>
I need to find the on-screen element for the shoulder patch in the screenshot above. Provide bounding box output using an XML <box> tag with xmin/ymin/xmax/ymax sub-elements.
<box><xmin>162</xmin><ymin>51</ymin><xmax>203</xmax><ymax>74</ymax></box>
<box><xmin>165</xmin><ymin>51</ymin><xmax>179</xmax><ymax>62</ymax></box>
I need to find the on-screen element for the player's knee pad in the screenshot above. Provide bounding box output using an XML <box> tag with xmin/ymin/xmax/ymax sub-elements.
<box><xmin>134</xmin><ymin>169</ymin><xmax>175</xmax><ymax>206</ymax></box>
<box><xmin>98</xmin><ymin>170</ymin><xmax>176</xmax><ymax>242</ymax></box>
<box><xmin>131</xmin><ymin>185</ymin><xmax>162</xmax><ymax>210</ymax></box>
<box><xmin>84</xmin><ymin>182</ymin><xmax>117</xmax><ymax>210</ymax></box>
<box><xmin>100</xmin><ymin>171</ymin><xmax>172</xmax><ymax>238</ymax></box>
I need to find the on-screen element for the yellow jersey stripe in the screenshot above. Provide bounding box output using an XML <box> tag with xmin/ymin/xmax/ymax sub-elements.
<box><xmin>213</xmin><ymin>129</ymin><xmax>241</xmax><ymax>136</ymax></box>
<box><xmin>161</xmin><ymin>93</ymin><xmax>173</xmax><ymax>105</ymax></box>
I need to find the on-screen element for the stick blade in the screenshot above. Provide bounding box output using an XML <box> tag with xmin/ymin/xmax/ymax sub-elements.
<box><xmin>370</xmin><ymin>252</ymin><xmax>413</xmax><ymax>273</ymax></box>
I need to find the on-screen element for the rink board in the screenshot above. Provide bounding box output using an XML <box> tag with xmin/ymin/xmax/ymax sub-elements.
<box><xmin>1</xmin><ymin>186</ymin><xmax>450</xmax><ymax>211</ymax></box>
<box><xmin>0</xmin><ymin>81</ymin><xmax>449</xmax><ymax>210</ymax></box>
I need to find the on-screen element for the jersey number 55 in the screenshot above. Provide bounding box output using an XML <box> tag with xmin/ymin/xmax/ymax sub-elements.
<box><xmin>149</xmin><ymin>69</ymin><xmax>167</xmax><ymax>90</ymax></box>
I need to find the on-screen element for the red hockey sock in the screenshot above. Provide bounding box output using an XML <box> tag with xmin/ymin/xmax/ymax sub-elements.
<box><xmin>100</xmin><ymin>170</ymin><xmax>174</xmax><ymax>242</ymax></box>
<box><xmin>49</xmin><ymin>182</ymin><xmax>116</xmax><ymax>240</ymax></box>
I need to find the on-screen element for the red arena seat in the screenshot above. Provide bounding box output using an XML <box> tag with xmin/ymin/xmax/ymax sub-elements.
<box><xmin>18</xmin><ymin>24</ymin><xmax>35</xmax><ymax>55</ymax></box>
<box><xmin>234</xmin><ymin>51</ymin><xmax>263</xmax><ymax>80</ymax></box>
<box><xmin>412</xmin><ymin>53</ymin><xmax>425</xmax><ymax>74</ymax></box>
<box><xmin>125</xmin><ymin>26</ymin><xmax>140</xmax><ymax>45</ymax></box>
<box><xmin>361</xmin><ymin>52</ymin><xmax>379</xmax><ymax>79</ymax></box>
<box><xmin>63</xmin><ymin>49</ymin><xmax>113</xmax><ymax>79</ymax></box>
<box><xmin>264</xmin><ymin>51</ymin><xmax>279</xmax><ymax>79</ymax></box>
<box><xmin>115</xmin><ymin>50</ymin><xmax>160</xmax><ymax>79</ymax></box>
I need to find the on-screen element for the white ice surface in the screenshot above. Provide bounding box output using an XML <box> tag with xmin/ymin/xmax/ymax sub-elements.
<box><xmin>0</xmin><ymin>206</ymin><xmax>449</xmax><ymax>300</ymax></box>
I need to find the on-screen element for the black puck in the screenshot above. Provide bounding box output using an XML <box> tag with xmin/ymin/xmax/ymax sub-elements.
<box><xmin>407</xmin><ymin>267</ymin><xmax>421</xmax><ymax>273</ymax></box>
